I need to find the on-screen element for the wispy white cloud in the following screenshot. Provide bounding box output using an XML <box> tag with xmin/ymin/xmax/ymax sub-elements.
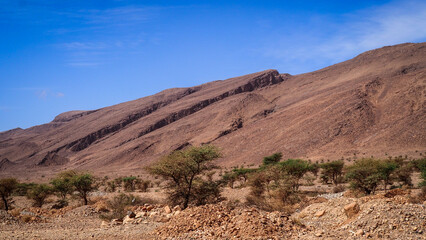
<box><xmin>36</xmin><ymin>89</ymin><xmax>47</xmax><ymax>99</ymax></box>
<box><xmin>66</xmin><ymin>61</ymin><xmax>102</xmax><ymax>67</ymax></box>
<box><xmin>60</xmin><ymin>41</ymin><xmax>108</xmax><ymax>50</ymax></box>
<box><xmin>262</xmin><ymin>0</ymin><xmax>426</xmax><ymax>73</ymax></box>
<box><xmin>56</xmin><ymin>92</ymin><xmax>65</xmax><ymax>97</ymax></box>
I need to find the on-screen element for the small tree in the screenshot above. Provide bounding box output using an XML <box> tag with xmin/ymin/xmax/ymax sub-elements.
<box><xmin>0</xmin><ymin>178</ymin><xmax>18</xmax><ymax>210</ymax></box>
<box><xmin>278</xmin><ymin>159</ymin><xmax>316</xmax><ymax>191</ymax></box>
<box><xmin>71</xmin><ymin>173</ymin><xmax>95</xmax><ymax>205</ymax></box>
<box><xmin>377</xmin><ymin>160</ymin><xmax>398</xmax><ymax>192</ymax></box>
<box><xmin>320</xmin><ymin>160</ymin><xmax>344</xmax><ymax>185</ymax></box>
<box><xmin>262</xmin><ymin>152</ymin><xmax>282</xmax><ymax>166</ymax></box>
<box><xmin>50</xmin><ymin>171</ymin><xmax>76</xmax><ymax>200</ymax></box>
<box><xmin>345</xmin><ymin>158</ymin><xmax>382</xmax><ymax>194</ymax></box>
<box><xmin>146</xmin><ymin>144</ymin><xmax>221</xmax><ymax>209</ymax></box>
<box><xmin>27</xmin><ymin>184</ymin><xmax>51</xmax><ymax>207</ymax></box>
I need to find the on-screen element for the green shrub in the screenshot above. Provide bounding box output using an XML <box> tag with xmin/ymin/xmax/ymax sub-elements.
<box><xmin>231</xmin><ymin>167</ymin><xmax>257</xmax><ymax>183</ymax></box>
<box><xmin>100</xmin><ymin>193</ymin><xmax>144</xmax><ymax>221</ymax></box>
<box><xmin>414</xmin><ymin>158</ymin><xmax>426</xmax><ymax>187</ymax></box>
<box><xmin>262</xmin><ymin>152</ymin><xmax>282</xmax><ymax>166</ymax></box>
<box><xmin>345</xmin><ymin>158</ymin><xmax>382</xmax><ymax>194</ymax></box>
<box><xmin>14</xmin><ymin>182</ymin><xmax>36</xmax><ymax>196</ymax></box>
<box><xmin>122</xmin><ymin>176</ymin><xmax>138</xmax><ymax>192</ymax></box>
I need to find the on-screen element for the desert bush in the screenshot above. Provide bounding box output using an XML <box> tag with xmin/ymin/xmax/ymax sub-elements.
<box><xmin>262</xmin><ymin>152</ymin><xmax>282</xmax><ymax>166</ymax></box>
<box><xmin>51</xmin><ymin>199</ymin><xmax>68</xmax><ymax>209</ymax></box>
<box><xmin>122</xmin><ymin>176</ymin><xmax>139</xmax><ymax>192</ymax></box>
<box><xmin>0</xmin><ymin>178</ymin><xmax>18</xmax><ymax>210</ymax></box>
<box><xmin>100</xmin><ymin>193</ymin><xmax>157</xmax><ymax>221</ymax></box>
<box><xmin>146</xmin><ymin>144</ymin><xmax>222</xmax><ymax>209</ymax></box>
<box><xmin>27</xmin><ymin>184</ymin><xmax>52</xmax><ymax>207</ymax></box>
<box><xmin>136</xmin><ymin>180</ymin><xmax>151</xmax><ymax>192</ymax></box>
<box><xmin>320</xmin><ymin>160</ymin><xmax>344</xmax><ymax>185</ymax></box>
<box><xmin>191</xmin><ymin>179</ymin><xmax>223</xmax><ymax>205</ymax></box>
<box><xmin>414</xmin><ymin>158</ymin><xmax>426</xmax><ymax>187</ymax></box>
<box><xmin>100</xmin><ymin>193</ymin><xmax>140</xmax><ymax>220</ymax></box>
<box><xmin>345</xmin><ymin>158</ymin><xmax>383</xmax><ymax>194</ymax></box>
<box><xmin>13</xmin><ymin>182</ymin><xmax>36</xmax><ymax>196</ymax></box>
<box><xmin>71</xmin><ymin>173</ymin><xmax>96</xmax><ymax>205</ymax></box>
<box><xmin>106</xmin><ymin>181</ymin><xmax>117</xmax><ymax>192</ymax></box>
<box><xmin>221</xmin><ymin>171</ymin><xmax>238</xmax><ymax>188</ymax></box>
<box><xmin>332</xmin><ymin>185</ymin><xmax>346</xmax><ymax>193</ymax></box>
<box><xmin>246</xmin><ymin>164</ymin><xmax>300</xmax><ymax>211</ymax></box>
<box><xmin>231</xmin><ymin>167</ymin><xmax>257</xmax><ymax>184</ymax></box>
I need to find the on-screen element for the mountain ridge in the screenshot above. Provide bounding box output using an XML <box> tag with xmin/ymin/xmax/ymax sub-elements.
<box><xmin>0</xmin><ymin>42</ymin><xmax>425</xmax><ymax>179</ymax></box>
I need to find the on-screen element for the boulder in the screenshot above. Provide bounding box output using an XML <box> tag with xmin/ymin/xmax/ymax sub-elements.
<box><xmin>135</xmin><ymin>211</ymin><xmax>147</xmax><ymax>218</ymax></box>
<box><xmin>164</xmin><ymin>205</ymin><xmax>172</xmax><ymax>214</ymax></box>
<box><xmin>344</xmin><ymin>202</ymin><xmax>360</xmax><ymax>218</ymax></box>
<box><xmin>314</xmin><ymin>210</ymin><xmax>325</xmax><ymax>217</ymax></box>
<box><xmin>126</xmin><ymin>211</ymin><xmax>136</xmax><ymax>218</ymax></box>
<box><xmin>123</xmin><ymin>215</ymin><xmax>135</xmax><ymax>225</ymax></box>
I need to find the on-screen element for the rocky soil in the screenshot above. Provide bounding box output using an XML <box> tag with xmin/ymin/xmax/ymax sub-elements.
<box><xmin>1</xmin><ymin>189</ymin><xmax>425</xmax><ymax>239</ymax></box>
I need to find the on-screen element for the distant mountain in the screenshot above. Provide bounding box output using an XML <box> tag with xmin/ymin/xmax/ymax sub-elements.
<box><xmin>1</xmin><ymin>42</ymin><xmax>425</xmax><ymax>179</ymax></box>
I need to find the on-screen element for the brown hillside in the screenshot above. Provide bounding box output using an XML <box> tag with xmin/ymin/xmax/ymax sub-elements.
<box><xmin>0</xmin><ymin>42</ymin><xmax>425</xmax><ymax>179</ymax></box>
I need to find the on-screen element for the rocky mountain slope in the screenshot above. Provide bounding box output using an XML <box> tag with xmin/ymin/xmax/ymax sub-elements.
<box><xmin>0</xmin><ymin>42</ymin><xmax>425</xmax><ymax>178</ymax></box>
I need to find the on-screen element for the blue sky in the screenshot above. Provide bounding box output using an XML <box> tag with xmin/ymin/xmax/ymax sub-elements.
<box><xmin>1</xmin><ymin>0</ymin><xmax>425</xmax><ymax>132</ymax></box>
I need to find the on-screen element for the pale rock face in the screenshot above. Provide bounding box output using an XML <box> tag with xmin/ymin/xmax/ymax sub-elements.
<box><xmin>164</xmin><ymin>205</ymin><xmax>172</xmax><ymax>214</ymax></box>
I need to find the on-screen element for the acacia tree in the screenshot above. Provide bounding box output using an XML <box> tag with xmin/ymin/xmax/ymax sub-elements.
<box><xmin>320</xmin><ymin>160</ymin><xmax>344</xmax><ymax>185</ymax></box>
<box><xmin>345</xmin><ymin>158</ymin><xmax>382</xmax><ymax>194</ymax></box>
<box><xmin>50</xmin><ymin>170</ymin><xmax>76</xmax><ymax>201</ymax></box>
<box><xmin>278</xmin><ymin>159</ymin><xmax>317</xmax><ymax>191</ymax></box>
<box><xmin>0</xmin><ymin>178</ymin><xmax>18</xmax><ymax>211</ymax></box>
<box><xmin>147</xmin><ymin>145</ymin><xmax>221</xmax><ymax>209</ymax></box>
<box><xmin>71</xmin><ymin>173</ymin><xmax>95</xmax><ymax>205</ymax></box>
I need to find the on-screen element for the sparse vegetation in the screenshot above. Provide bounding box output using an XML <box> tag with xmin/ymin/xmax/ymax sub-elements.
<box><xmin>122</xmin><ymin>176</ymin><xmax>138</xmax><ymax>192</ymax></box>
<box><xmin>26</xmin><ymin>184</ymin><xmax>51</xmax><ymax>207</ymax></box>
<box><xmin>100</xmin><ymin>193</ymin><xmax>149</xmax><ymax>221</ymax></box>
